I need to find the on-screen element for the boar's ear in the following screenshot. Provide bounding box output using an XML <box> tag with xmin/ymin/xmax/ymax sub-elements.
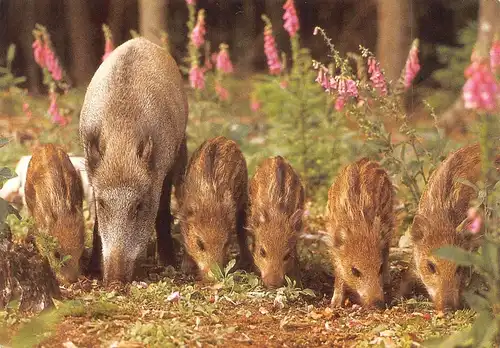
<box><xmin>410</xmin><ymin>214</ymin><xmax>427</xmax><ymax>242</ymax></box>
<box><xmin>290</xmin><ymin>209</ymin><xmax>304</xmax><ymax>232</ymax></box>
<box><xmin>137</xmin><ymin>136</ymin><xmax>154</xmax><ymax>169</ymax></box>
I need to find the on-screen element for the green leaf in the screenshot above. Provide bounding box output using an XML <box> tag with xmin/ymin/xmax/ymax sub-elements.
<box><xmin>433</xmin><ymin>246</ymin><xmax>482</xmax><ymax>268</ymax></box>
<box><xmin>481</xmin><ymin>239</ymin><xmax>499</xmax><ymax>280</ymax></box>
<box><xmin>224</xmin><ymin>259</ymin><xmax>236</xmax><ymax>276</ymax></box>
<box><xmin>423</xmin><ymin>328</ymin><xmax>472</xmax><ymax>348</ymax></box>
<box><xmin>470</xmin><ymin>310</ymin><xmax>498</xmax><ymax>348</ymax></box>
<box><xmin>0</xmin><ymin>167</ymin><xmax>15</xmax><ymax>180</ymax></box>
<box><xmin>462</xmin><ymin>291</ymin><xmax>490</xmax><ymax>312</ymax></box>
<box><xmin>0</xmin><ymin>198</ymin><xmax>20</xmax><ymax>221</ymax></box>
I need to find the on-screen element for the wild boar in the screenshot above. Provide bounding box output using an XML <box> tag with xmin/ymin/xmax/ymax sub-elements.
<box><xmin>178</xmin><ymin>136</ymin><xmax>252</xmax><ymax>279</ymax></box>
<box><xmin>248</xmin><ymin>156</ymin><xmax>304</xmax><ymax>288</ymax></box>
<box><xmin>327</xmin><ymin>158</ymin><xmax>394</xmax><ymax>308</ymax></box>
<box><xmin>24</xmin><ymin>144</ymin><xmax>85</xmax><ymax>284</ymax></box>
<box><xmin>410</xmin><ymin>143</ymin><xmax>499</xmax><ymax>311</ymax></box>
<box><xmin>79</xmin><ymin>37</ymin><xmax>188</xmax><ymax>285</ymax></box>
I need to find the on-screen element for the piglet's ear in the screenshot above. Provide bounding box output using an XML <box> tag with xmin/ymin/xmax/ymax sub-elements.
<box><xmin>290</xmin><ymin>209</ymin><xmax>304</xmax><ymax>232</ymax></box>
<box><xmin>410</xmin><ymin>214</ymin><xmax>427</xmax><ymax>243</ymax></box>
<box><xmin>137</xmin><ymin>136</ymin><xmax>154</xmax><ymax>169</ymax></box>
<box><xmin>332</xmin><ymin>228</ymin><xmax>347</xmax><ymax>249</ymax></box>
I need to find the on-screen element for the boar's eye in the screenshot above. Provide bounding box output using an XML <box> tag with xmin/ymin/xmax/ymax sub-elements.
<box><xmin>427</xmin><ymin>261</ymin><xmax>437</xmax><ymax>274</ymax></box>
<box><xmin>260</xmin><ymin>248</ymin><xmax>266</xmax><ymax>258</ymax></box>
<box><xmin>97</xmin><ymin>198</ymin><xmax>106</xmax><ymax>211</ymax></box>
<box><xmin>196</xmin><ymin>238</ymin><xmax>205</xmax><ymax>251</ymax></box>
<box><xmin>283</xmin><ymin>251</ymin><xmax>291</xmax><ymax>261</ymax></box>
<box><xmin>135</xmin><ymin>202</ymin><xmax>144</xmax><ymax>214</ymax></box>
<box><xmin>378</xmin><ymin>263</ymin><xmax>384</xmax><ymax>275</ymax></box>
<box><xmin>351</xmin><ymin>267</ymin><xmax>361</xmax><ymax>277</ymax></box>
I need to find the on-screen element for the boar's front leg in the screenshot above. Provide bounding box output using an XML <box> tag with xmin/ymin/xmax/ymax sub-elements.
<box><xmin>331</xmin><ymin>274</ymin><xmax>347</xmax><ymax>307</ymax></box>
<box><xmin>156</xmin><ymin>172</ymin><xmax>176</xmax><ymax>267</ymax></box>
<box><xmin>87</xmin><ymin>207</ymin><xmax>103</xmax><ymax>278</ymax></box>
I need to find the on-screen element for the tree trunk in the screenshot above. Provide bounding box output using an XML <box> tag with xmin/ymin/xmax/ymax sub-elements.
<box><xmin>376</xmin><ymin>0</ymin><xmax>414</xmax><ymax>83</ymax></box>
<box><xmin>108</xmin><ymin>0</ymin><xmax>130</xmax><ymax>45</ymax></box>
<box><xmin>64</xmin><ymin>0</ymin><xmax>96</xmax><ymax>86</ymax></box>
<box><xmin>235</xmin><ymin>0</ymin><xmax>257</xmax><ymax>73</ymax></box>
<box><xmin>438</xmin><ymin>0</ymin><xmax>500</xmax><ymax>134</ymax></box>
<box><xmin>7</xmin><ymin>0</ymin><xmax>40</xmax><ymax>93</ymax></box>
<box><xmin>138</xmin><ymin>0</ymin><xmax>168</xmax><ymax>46</ymax></box>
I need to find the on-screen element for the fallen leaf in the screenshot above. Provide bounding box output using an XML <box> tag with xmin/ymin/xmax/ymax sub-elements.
<box><xmin>309</xmin><ymin>311</ymin><xmax>323</xmax><ymax>320</ymax></box>
<box><xmin>379</xmin><ymin>329</ymin><xmax>395</xmax><ymax>337</ymax></box>
<box><xmin>62</xmin><ymin>342</ymin><xmax>78</xmax><ymax>348</ymax></box>
<box><xmin>259</xmin><ymin>307</ymin><xmax>269</xmax><ymax>315</ymax></box>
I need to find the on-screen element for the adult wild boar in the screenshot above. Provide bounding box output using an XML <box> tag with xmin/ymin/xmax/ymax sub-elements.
<box><xmin>79</xmin><ymin>37</ymin><xmax>188</xmax><ymax>285</ymax></box>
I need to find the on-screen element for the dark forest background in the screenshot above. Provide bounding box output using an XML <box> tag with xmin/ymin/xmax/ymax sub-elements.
<box><xmin>0</xmin><ymin>0</ymin><xmax>480</xmax><ymax>90</ymax></box>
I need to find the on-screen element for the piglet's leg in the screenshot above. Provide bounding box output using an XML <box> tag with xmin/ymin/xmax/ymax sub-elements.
<box><xmin>331</xmin><ymin>275</ymin><xmax>347</xmax><ymax>307</ymax></box>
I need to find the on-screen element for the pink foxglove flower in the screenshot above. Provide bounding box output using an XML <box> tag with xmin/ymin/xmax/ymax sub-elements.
<box><xmin>43</xmin><ymin>43</ymin><xmax>62</xmax><ymax>81</ymax></box>
<box><xmin>189</xmin><ymin>65</ymin><xmax>205</xmax><ymax>90</ymax></box>
<box><xmin>185</xmin><ymin>0</ymin><xmax>195</xmax><ymax>5</ymax></box>
<box><xmin>467</xmin><ymin>208</ymin><xmax>482</xmax><ymax>234</ymax></box>
<box><xmin>215</xmin><ymin>82</ymin><xmax>229</xmax><ymax>101</ymax></box>
<box><xmin>216</xmin><ymin>44</ymin><xmax>233</xmax><ymax>74</ymax></box>
<box><xmin>32</xmin><ymin>38</ymin><xmax>45</xmax><ymax>68</ymax></box>
<box><xmin>22</xmin><ymin>102</ymin><xmax>32</xmax><ymax>118</ymax></box>
<box><xmin>264</xmin><ymin>25</ymin><xmax>282</xmax><ymax>75</ymax></box>
<box><xmin>283</xmin><ymin>0</ymin><xmax>300</xmax><ymax>38</ymax></box>
<box><xmin>368</xmin><ymin>57</ymin><xmax>388</xmax><ymax>96</ymax></box>
<box><xmin>167</xmin><ymin>291</ymin><xmax>180</xmax><ymax>302</ymax></box>
<box><xmin>102</xmin><ymin>39</ymin><xmax>114</xmax><ymax>62</ymax></box>
<box><xmin>250</xmin><ymin>97</ymin><xmax>261</xmax><ymax>112</ymax></box>
<box><xmin>333</xmin><ymin>77</ymin><xmax>358</xmax><ymax>111</ymax></box>
<box><xmin>102</xmin><ymin>25</ymin><xmax>115</xmax><ymax>62</ymax></box>
<box><xmin>48</xmin><ymin>93</ymin><xmax>66</xmax><ymax>125</ymax></box>
<box><xmin>191</xmin><ymin>10</ymin><xmax>206</xmax><ymax>49</ymax></box>
<box><xmin>490</xmin><ymin>40</ymin><xmax>500</xmax><ymax>72</ymax></box>
<box><xmin>404</xmin><ymin>43</ymin><xmax>420</xmax><ymax>89</ymax></box>
<box><xmin>463</xmin><ymin>59</ymin><xmax>498</xmax><ymax>111</ymax></box>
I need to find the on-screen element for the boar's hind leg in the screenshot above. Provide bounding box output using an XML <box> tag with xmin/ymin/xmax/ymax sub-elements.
<box><xmin>172</xmin><ymin>137</ymin><xmax>187</xmax><ymax>204</ymax></box>
<box><xmin>156</xmin><ymin>171</ymin><xmax>176</xmax><ymax>267</ymax></box>
<box><xmin>235</xmin><ymin>206</ymin><xmax>254</xmax><ymax>272</ymax></box>
<box><xmin>87</xmin><ymin>215</ymin><xmax>103</xmax><ymax>278</ymax></box>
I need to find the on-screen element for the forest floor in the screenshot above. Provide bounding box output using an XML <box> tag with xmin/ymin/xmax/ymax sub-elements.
<box><xmin>0</xmin><ymin>87</ymin><xmax>478</xmax><ymax>347</ymax></box>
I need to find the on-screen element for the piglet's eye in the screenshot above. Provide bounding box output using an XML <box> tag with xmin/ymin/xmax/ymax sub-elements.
<box><xmin>378</xmin><ymin>263</ymin><xmax>384</xmax><ymax>275</ymax></box>
<box><xmin>283</xmin><ymin>252</ymin><xmax>291</xmax><ymax>261</ymax></box>
<box><xmin>260</xmin><ymin>248</ymin><xmax>266</xmax><ymax>258</ymax></box>
<box><xmin>196</xmin><ymin>238</ymin><xmax>205</xmax><ymax>252</ymax></box>
<box><xmin>427</xmin><ymin>261</ymin><xmax>437</xmax><ymax>274</ymax></box>
<box><xmin>351</xmin><ymin>267</ymin><xmax>361</xmax><ymax>277</ymax></box>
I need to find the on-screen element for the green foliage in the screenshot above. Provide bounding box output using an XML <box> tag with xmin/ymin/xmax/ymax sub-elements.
<box><xmin>253</xmin><ymin>25</ymin><xmax>358</xmax><ymax>203</ymax></box>
<box><xmin>427</xmin><ymin>21</ymin><xmax>477</xmax><ymax>110</ymax></box>
<box><xmin>312</xmin><ymin>30</ymin><xmax>449</xmax><ymax>233</ymax></box>
<box><xmin>0</xmin><ymin>44</ymin><xmax>27</xmax><ymax>90</ymax></box>
<box><xmin>10</xmin><ymin>300</ymin><xmax>119</xmax><ymax>348</ymax></box>
<box><xmin>0</xmin><ymin>138</ymin><xmax>20</xmax><ymax>239</ymax></box>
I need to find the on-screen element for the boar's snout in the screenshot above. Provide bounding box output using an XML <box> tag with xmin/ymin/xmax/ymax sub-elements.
<box><xmin>60</xmin><ymin>259</ymin><xmax>82</xmax><ymax>284</ymax></box>
<box><xmin>262</xmin><ymin>272</ymin><xmax>285</xmax><ymax>289</ymax></box>
<box><xmin>103</xmin><ymin>249</ymin><xmax>137</xmax><ymax>286</ymax></box>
